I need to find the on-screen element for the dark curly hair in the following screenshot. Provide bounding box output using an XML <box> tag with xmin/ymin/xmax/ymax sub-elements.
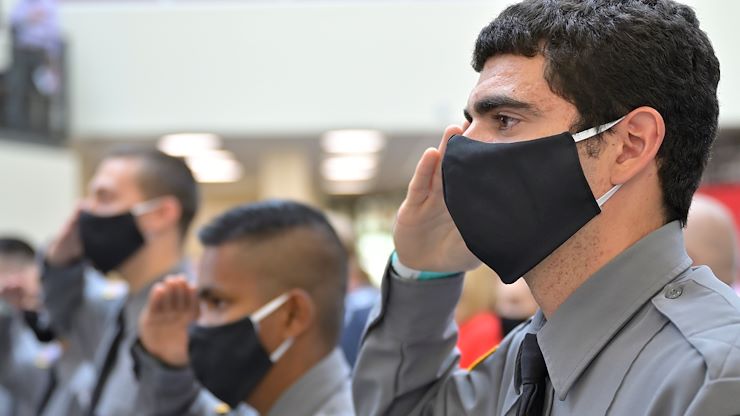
<box><xmin>473</xmin><ymin>0</ymin><xmax>720</xmax><ymax>226</ymax></box>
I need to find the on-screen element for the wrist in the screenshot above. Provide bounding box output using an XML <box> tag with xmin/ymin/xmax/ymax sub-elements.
<box><xmin>390</xmin><ymin>251</ymin><xmax>460</xmax><ymax>280</ymax></box>
<box><xmin>137</xmin><ymin>338</ymin><xmax>189</xmax><ymax>369</ymax></box>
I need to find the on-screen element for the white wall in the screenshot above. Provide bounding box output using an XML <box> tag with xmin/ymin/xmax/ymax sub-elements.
<box><xmin>58</xmin><ymin>1</ymin><xmax>503</xmax><ymax>138</ymax></box>
<box><xmin>56</xmin><ymin>0</ymin><xmax>740</xmax><ymax>140</ymax></box>
<box><xmin>685</xmin><ymin>0</ymin><xmax>740</xmax><ymax>129</ymax></box>
<box><xmin>0</xmin><ymin>140</ymin><xmax>80</xmax><ymax>245</ymax></box>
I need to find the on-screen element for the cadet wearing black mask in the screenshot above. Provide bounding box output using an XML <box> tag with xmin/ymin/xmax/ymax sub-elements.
<box><xmin>132</xmin><ymin>200</ymin><xmax>354</xmax><ymax>416</ymax></box>
<box><xmin>352</xmin><ymin>1</ymin><xmax>740</xmax><ymax>415</ymax></box>
<box><xmin>41</xmin><ymin>147</ymin><xmax>199</xmax><ymax>416</ymax></box>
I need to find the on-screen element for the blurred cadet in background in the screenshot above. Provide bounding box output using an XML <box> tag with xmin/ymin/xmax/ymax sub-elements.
<box><xmin>454</xmin><ymin>266</ymin><xmax>501</xmax><ymax>369</ymax></box>
<box><xmin>4</xmin><ymin>0</ymin><xmax>61</xmax><ymax>131</ymax></box>
<box><xmin>684</xmin><ymin>194</ymin><xmax>739</xmax><ymax>292</ymax></box>
<box><xmin>328</xmin><ymin>213</ymin><xmax>379</xmax><ymax>368</ymax></box>
<box><xmin>495</xmin><ymin>277</ymin><xmax>538</xmax><ymax>337</ymax></box>
<box><xmin>0</xmin><ymin>237</ymin><xmax>106</xmax><ymax>416</ymax></box>
<box><xmin>0</xmin><ymin>236</ymin><xmax>46</xmax><ymax>416</ymax></box>
<box><xmin>41</xmin><ymin>147</ymin><xmax>199</xmax><ymax>415</ymax></box>
<box><xmin>134</xmin><ymin>200</ymin><xmax>353</xmax><ymax>415</ymax></box>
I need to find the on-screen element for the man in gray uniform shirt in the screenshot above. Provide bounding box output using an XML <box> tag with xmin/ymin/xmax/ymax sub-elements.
<box><xmin>352</xmin><ymin>1</ymin><xmax>740</xmax><ymax>415</ymax></box>
<box><xmin>0</xmin><ymin>237</ymin><xmax>98</xmax><ymax>416</ymax></box>
<box><xmin>41</xmin><ymin>147</ymin><xmax>199</xmax><ymax>416</ymax></box>
<box><xmin>131</xmin><ymin>200</ymin><xmax>354</xmax><ymax>415</ymax></box>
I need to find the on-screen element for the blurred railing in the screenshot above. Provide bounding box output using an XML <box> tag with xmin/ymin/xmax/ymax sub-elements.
<box><xmin>0</xmin><ymin>36</ymin><xmax>67</xmax><ymax>146</ymax></box>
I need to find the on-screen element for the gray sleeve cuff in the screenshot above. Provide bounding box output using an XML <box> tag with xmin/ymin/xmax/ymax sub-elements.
<box><xmin>131</xmin><ymin>340</ymin><xmax>203</xmax><ymax>415</ymax></box>
<box><xmin>40</xmin><ymin>259</ymin><xmax>86</xmax><ymax>334</ymax></box>
<box><xmin>367</xmin><ymin>262</ymin><xmax>464</xmax><ymax>343</ymax></box>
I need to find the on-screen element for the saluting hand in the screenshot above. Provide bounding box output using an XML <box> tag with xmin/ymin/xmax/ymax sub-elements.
<box><xmin>46</xmin><ymin>204</ymin><xmax>84</xmax><ymax>267</ymax></box>
<box><xmin>393</xmin><ymin>125</ymin><xmax>481</xmax><ymax>273</ymax></box>
<box><xmin>138</xmin><ymin>275</ymin><xmax>198</xmax><ymax>367</ymax></box>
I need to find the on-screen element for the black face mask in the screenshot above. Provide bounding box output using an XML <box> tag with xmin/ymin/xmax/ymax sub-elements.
<box><xmin>78</xmin><ymin>210</ymin><xmax>145</xmax><ymax>274</ymax></box>
<box><xmin>441</xmin><ymin>119</ymin><xmax>623</xmax><ymax>284</ymax></box>
<box><xmin>188</xmin><ymin>293</ymin><xmax>293</xmax><ymax>409</ymax></box>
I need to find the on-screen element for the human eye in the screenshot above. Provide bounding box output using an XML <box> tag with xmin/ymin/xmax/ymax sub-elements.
<box><xmin>494</xmin><ymin>114</ymin><xmax>521</xmax><ymax>131</ymax></box>
<box><xmin>200</xmin><ymin>295</ymin><xmax>229</xmax><ymax>312</ymax></box>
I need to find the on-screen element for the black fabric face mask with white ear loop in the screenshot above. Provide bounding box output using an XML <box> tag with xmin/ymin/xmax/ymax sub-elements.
<box><xmin>442</xmin><ymin>118</ymin><xmax>624</xmax><ymax>284</ymax></box>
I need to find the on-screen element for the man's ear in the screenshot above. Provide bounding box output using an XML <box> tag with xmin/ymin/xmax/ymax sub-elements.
<box><xmin>282</xmin><ymin>288</ymin><xmax>316</xmax><ymax>339</ymax></box>
<box><xmin>610</xmin><ymin>106</ymin><xmax>665</xmax><ymax>185</ymax></box>
<box><xmin>140</xmin><ymin>196</ymin><xmax>181</xmax><ymax>235</ymax></box>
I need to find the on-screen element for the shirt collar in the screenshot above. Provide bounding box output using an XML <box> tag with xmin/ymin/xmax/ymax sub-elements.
<box><xmin>268</xmin><ymin>348</ymin><xmax>350</xmax><ymax>416</ymax></box>
<box><xmin>536</xmin><ymin>221</ymin><xmax>692</xmax><ymax>400</ymax></box>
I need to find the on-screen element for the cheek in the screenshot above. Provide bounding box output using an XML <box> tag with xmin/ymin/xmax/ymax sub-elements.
<box><xmin>576</xmin><ymin>143</ymin><xmax>611</xmax><ymax>192</ymax></box>
<box><xmin>196</xmin><ymin>308</ymin><xmax>222</xmax><ymax>326</ymax></box>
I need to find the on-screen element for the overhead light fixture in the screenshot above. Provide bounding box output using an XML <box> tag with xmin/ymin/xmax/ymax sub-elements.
<box><xmin>158</xmin><ymin>133</ymin><xmax>222</xmax><ymax>157</ymax></box>
<box><xmin>321</xmin><ymin>129</ymin><xmax>386</xmax><ymax>154</ymax></box>
<box><xmin>186</xmin><ymin>149</ymin><xmax>243</xmax><ymax>183</ymax></box>
<box><xmin>321</xmin><ymin>155</ymin><xmax>378</xmax><ymax>182</ymax></box>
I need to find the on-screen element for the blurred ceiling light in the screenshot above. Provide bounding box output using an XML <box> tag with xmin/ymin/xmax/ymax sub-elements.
<box><xmin>321</xmin><ymin>129</ymin><xmax>386</xmax><ymax>154</ymax></box>
<box><xmin>186</xmin><ymin>149</ymin><xmax>243</xmax><ymax>183</ymax></box>
<box><xmin>323</xmin><ymin>180</ymin><xmax>374</xmax><ymax>195</ymax></box>
<box><xmin>321</xmin><ymin>155</ymin><xmax>378</xmax><ymax>181</ymax></box>
<box><xmin>158</xmin><ymin>133</ymin><xmax>222</xmax><ymax>157</ymax></box>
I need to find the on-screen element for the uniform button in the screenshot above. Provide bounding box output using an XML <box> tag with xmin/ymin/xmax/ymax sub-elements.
<box><xmin>665</xmin><ymin>285</ymin><xmax>683</xmax><ymax>299</ymax></box>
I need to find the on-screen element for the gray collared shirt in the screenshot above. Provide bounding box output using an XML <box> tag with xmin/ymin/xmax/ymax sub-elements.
<box><xmin>41</xmin><ymin>260</ymin><xmax>187</xmax><ymax>416</ymax></box>
<box><xmin>352</xmin><ymin>221</ymin><xmax>740</xmax><ymax>415</ymax></box>
<box><xmin>132</xmin><ymin>345</ymin><xmax>354</xmax><ymax>415</ymax></box>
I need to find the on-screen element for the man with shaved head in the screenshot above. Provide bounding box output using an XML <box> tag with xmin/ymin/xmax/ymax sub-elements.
<box><xmin>684</xmin><ymin>195</ymin><xmax>739</xmax><ymax>290</ymax></box>
<box><xmin>132</xmin><ymin>200</ymin><xmax>353</xmax><ymax>415</ymax></box>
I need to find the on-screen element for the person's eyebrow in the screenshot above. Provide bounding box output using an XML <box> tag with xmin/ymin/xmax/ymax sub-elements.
<box><xmin>464</xmin><ymin>95</ymin><xmax>542</xmax><ymax>121</ymax></box>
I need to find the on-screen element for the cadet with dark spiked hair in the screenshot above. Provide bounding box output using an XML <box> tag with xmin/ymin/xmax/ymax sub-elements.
<box><xmin>133</xmin><ymin>200</ymin><xmax>353</xmax><ymax>415</ymax></box>
<box><xmin>352</xmin><ymin>1</ymin><xmax>740</xmax><ymax>415</ymax></box>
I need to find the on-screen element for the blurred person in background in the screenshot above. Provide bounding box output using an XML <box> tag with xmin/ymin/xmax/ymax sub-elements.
<box><xmin>454</xmin><ymin>266</ymin><xmax>501</xmax><ymax>369</ymax></box>
<box><xmin>41</xmin><ymin>147</ymin><xmax>199</xmax><ymax>416</ymax></box>
<box><xmin>4</xmin><ymin>0</ymin><xmax>61</xmax><ymax>131</ymax></box>
<box><xmin>0</xmin><ymin>236</ymin><xmax>46</xmax><ymax>416</ymax></box>
<box><xmin>495</xmin><ymin>278</ymin><xmax>538</xmax><ymax>337</ymax></box>
<box><xmin>684</xmin><ymin>194</ymin><xmax>739</xmax><ymax>293</ymax></box>
<box><xmin>328</xmin><ymin>213</ymin><xmax>379</xmax><ymax>368</ymax></box>
<box><xmin>134</xmin><ymin>200</ymin><xmax>353</xmax><ymax>415</ymax></box>
<box><xmin>0</xmin><ymin>236</ymin><xmax>97</xmax><ymax>416</ymax></box>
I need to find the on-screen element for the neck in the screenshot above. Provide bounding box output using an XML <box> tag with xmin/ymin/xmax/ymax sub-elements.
<box><xmin>524</xmin><ymin>206</ymin><xmax>663</xmax><ymax>318</ymax></box>
<box><xmin>248</xmin><ymin>339</ymin><xmax>330</xmax><ymax>415</ymax></box>
<box><xmin>119</xmin><ymin>235</ymin><xmax>182</xmax><ymax>294</ymax></box>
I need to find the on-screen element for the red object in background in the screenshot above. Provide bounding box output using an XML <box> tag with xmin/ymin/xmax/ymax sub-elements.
<box><xmin>697</xmin><ymin>184</ymin><xmax>740</xmax><ymax>231</ymax></box>
<box><xmin>457</xmin><ymin>312</ymin><xmax>503</xmax><ymax>369</ymax></box>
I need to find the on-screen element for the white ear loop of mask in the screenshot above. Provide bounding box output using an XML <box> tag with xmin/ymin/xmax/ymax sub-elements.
<box><xmin>130</xmin><ymin>197</ymin><xmax>166</xmax><ymax>216</ymax></box>
<box><xmin>571</xmin><ymin>116</ymin><xmax>627</xmax><ymax>207</ymax></box>
<box><xmin>249</xmin><ymin>293</ymin><xmax>294</xmax><ymax>362</ymax></box>
<box><xmin>572</xmin><ymin>116</ymin><xmax>626</xmax><ymax>143</ymax></box>
<box><xmin>596</xmin><ymin>184</ymin><xmax>622</xmax><ymax>207</ymax></box>
<box><xmin>250</xmin><ymin>293</ymin><xmax>290</xmax><ymax>325</ymax></box>
<box><xmin>269</xmin><ymin>337</ymin><xmax>294</xmax><ymax>362</ymax></box>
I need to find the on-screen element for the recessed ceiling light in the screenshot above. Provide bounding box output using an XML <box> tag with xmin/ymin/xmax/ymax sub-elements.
<box><xmin>186</xmin><ymin>149</ymin><xmax>243</xmax><ymax>183</ymax></box>
<box><xmin>158</xmin><ymin>133</ymin><xmax>221</xmax><ymax>157</ymax></box>
<box><xmin>321</xmin><ymin>155</ymin><xmax>378</xmax><ymax>181</ymax></box>
<box><xmin>321</xmin><ymin>129</ymin><xmax>386</xmax><ymax>154</ymax></box>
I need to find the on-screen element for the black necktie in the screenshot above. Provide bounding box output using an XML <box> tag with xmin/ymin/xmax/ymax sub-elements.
<box><xmin>87</xmin><ymin>308</ymin><xmax>126</xmax><ymax>416</ymax></box>
<box><xmin>516</xmin><ymin>333</ymin><xmax>548</xmax><ymax>416</ymax></box>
